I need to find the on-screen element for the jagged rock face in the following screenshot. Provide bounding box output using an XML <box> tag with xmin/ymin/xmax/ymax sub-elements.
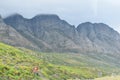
<box><xmin>0</xmin><ymin>15</ymin><xmax>38</xmax><ymax>50</ymax></box>
<box><xmin>4</xmin><ymin>14</ymin><xmax>81</xmax><ymax>52</ymax></box>
<box><xmin>3</xmin><ymin>14</ymin><xmax>120</xmax><ymax>54</ymax></box>
<box><xmin>77</xmin><ymin>22</ymin><xmax>120</xmax><ymax>54</ymax></box>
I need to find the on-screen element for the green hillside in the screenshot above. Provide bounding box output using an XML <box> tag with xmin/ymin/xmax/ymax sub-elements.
<box><xmin>31</xmin><ymin>52</ymin><xmax>120</xmax><ymax>73</ymax></box>
<box><xmin>0</xmin><ymin>42</ymin><xmax>103</xmax><ymax>80</ymax></box>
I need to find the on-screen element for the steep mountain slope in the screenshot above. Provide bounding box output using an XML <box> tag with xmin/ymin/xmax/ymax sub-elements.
<box><xmin>4</xmin><ymin>14</ymin><xmax>81</xmax><ymax>52</ymax></box>
<box><xmin>3</xmin><ymin>14</ymin><xmax>120</xmax><ymax>54</ymax></box>
<box><xmin>0</xmin><ymin>15</ymin><xmax>38</xmax><ymax>50</ymax></box>
<box><xmin>77</xmin><ymin>22</ymin><xmax>120</xmax><ymax>54</ymax></box>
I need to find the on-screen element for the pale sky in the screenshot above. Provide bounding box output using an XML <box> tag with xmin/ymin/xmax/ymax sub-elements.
<box><xmin>0</xmin><ymin>0</ymin><xmax>120</xmax><ymax>33</ymax></box>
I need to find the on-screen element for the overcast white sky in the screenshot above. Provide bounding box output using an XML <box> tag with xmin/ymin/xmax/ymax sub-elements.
<box><xmin>0</xmin><ymin>0</ymin><xmax>120</xmax><ymax>33</ymax></box>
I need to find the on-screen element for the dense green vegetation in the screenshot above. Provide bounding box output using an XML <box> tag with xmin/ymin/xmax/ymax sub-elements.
<box><xmin>33</xmin><ymin>52</ymin><xmax>120</xmax><ymax>73</ymax></box>
<box><xmin>0</xmin><ymin>43</ymin><xmax>98</xmax><ymax>80</ymax></box>
<box><xmin>0</xmin><ymin>42</ymin><xmax>120</xmax><ymax>80</ymax></box>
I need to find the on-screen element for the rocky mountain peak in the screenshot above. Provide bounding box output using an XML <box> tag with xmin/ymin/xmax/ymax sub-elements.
<box><xmin>3</xmin><ymin>14</ymin><xmax>120</xmax><ymax>53</ymax></box>
<box><xmin>77</xmin><ymin>22</ymin><xmax>114</xmax><ymax>33</ymax></box>
<box><xmin>77</xmin><ymin>22</ymin><xmax>120</xmax><ymax>38</ymax></box>
<box><xmin>32</xmin><ymin>14</ymin><xmax>60</xmax><ymax>21</ymax></box>
<box><xmin>4</xmin><ymin>14</ymin><xmax>26</xmax><ymax>29</ymax></box>
<box><xmin>5</xmin><ymin>13</ymin><xmax>24</xmax><ymax>20</ymax></box>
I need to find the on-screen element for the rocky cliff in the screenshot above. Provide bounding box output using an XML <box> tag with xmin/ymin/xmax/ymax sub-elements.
<box><xmin>3</xmin><ymin>14</ymin><xmax>120</xmax><ymax>54</ymax></box>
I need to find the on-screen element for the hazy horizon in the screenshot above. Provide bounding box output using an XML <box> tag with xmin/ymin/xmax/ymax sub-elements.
<box><xmin>0</xmin><ymin>0</ymin><xmax>120</xmax><ymax>33</ymax></box>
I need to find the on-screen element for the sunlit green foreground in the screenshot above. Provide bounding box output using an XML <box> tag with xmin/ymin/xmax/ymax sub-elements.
<box><xmin>0</xmin><ymin>42</ymin><xmax>100</xmax><ymax>80</ymax></box>
<box><xmin>0</xmin><ymin>42</ymin><xmax>119</xmax><ymax>80</ymax></box>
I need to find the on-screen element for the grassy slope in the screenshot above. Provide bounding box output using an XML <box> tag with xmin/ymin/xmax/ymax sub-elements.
<box><xmin>0</xmin><ymin>42</ymin><xmax>103</xmax><ymax>80</ymax></box>
<box><xmin>34</xmin><ymin>52</ymin><xmax>120</xmax><ymax>72</ymax></box>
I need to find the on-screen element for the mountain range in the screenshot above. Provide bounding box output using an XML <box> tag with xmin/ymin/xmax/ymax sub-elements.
<box><xmin>1</xmin><ymin>13</ymin><xmax>120</xmax><ymax>80</ymax></box>
<box><xmin>0</xmin><ymin>14</ymin><xmax>120</xmax><ymax>55</ymax></box>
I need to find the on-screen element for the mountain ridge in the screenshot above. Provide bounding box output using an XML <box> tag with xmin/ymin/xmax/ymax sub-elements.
<box><xmin>1</xmin><ymin>14</ymin><xmax>120</xmax><ymax>80</ymax></box>
<box><xmin>3</xmin><ymin>14</ymin><xmax>120</xmax><ymax>54</ymax></box>
<box><xmin>0</xmin><ymin>15</ymin><xmax>39</xmax><ymax>50</ymax></box>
